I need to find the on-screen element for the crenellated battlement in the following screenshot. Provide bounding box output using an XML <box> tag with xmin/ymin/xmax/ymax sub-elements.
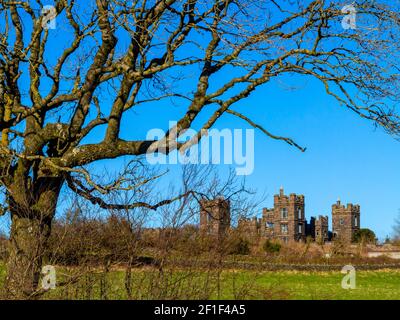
<box><xmin>332</xmin><ymin>201</ymin><xmax>360</xmax><ymax>213</ymax></box>
<box><xmin>331</xmin><ymin>199</ymin><xmax>360</xmax><ymax>243</ymax></box>
<box><xmin>200</xmin><ymin>189</ymin><xmax>363</xmax><ymax>244</ymax></box>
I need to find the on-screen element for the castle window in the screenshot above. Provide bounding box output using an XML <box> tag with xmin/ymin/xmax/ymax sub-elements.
<box><xmin>340</xmin><ymin>218</ymin><xmax>345</xmax><ymax>225</ymax></box>
<box><xmin>281</xmin><ymin>224</ymin><xmax>288</xmax><ymax>234</ymax></box>
<box><xmin>266</xmin><ymin>222</ymin><xmax>274</xmax><ymax>229</ymax></box>
<box><xmin>298</xmin><ymin>224</ymin><xmax>302</xmax><ymax>234</ymax></box>
<box><xmin>281</xmin><ymin>208</ymin><xmax>288</xmax><ymax>219</ymax></box>
<box><xmin>298</xmin><ymin>209</ymin><xmax>302</xmax><ymax>219</ymax></box>
<box><xmin>354</xmin><ymin>217</ymin><xmax>358</xmax><ymax>227</ymax></box>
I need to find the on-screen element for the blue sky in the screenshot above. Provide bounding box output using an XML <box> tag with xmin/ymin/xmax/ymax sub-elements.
<box><xmin>240</xmin><ymin>76</ymin><xmax>400</xmax><ymax>240</ymax></box>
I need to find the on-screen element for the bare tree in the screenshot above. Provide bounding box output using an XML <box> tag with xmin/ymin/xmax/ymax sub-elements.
<box><xmin>1</xmin><ymin>0</ymin><xmax>400</xmax><ymax>297</ymax></box>
<box><xmin>40</xmin><ymin>164</ymin><xmax>258</xmax><ymax>300</ymax></box>
<box><xmin>392</xmin><ymin>211</ymin><xmax>400</xmax><ymax>242</ymax></box>
<box><xmin>121</xmin><ymin>164</ymin><xmax>261</xmax><ymax>300</ymax></box>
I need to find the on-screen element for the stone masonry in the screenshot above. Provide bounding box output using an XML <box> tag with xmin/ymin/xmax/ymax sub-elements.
<box><xmin>199</xmin><ymin>197</ymin><xmax>231</xmax><ymax>238</ymax></box>
<box><xmin>265</xmin><ymin>187</ymin><xmax>306</xmax><ymax>243</ymax></box>
<box><xmin>223</xmin><ymin>188</ymin><xmax>362</xmax><ymax>244</ymax></box>
<box><xmin>332</xmin><ymin>200</ymin><xmax>360</xmax><ymax>243</ymax></box>
<box><xmin>314</xmin><ymin>215</ymin><xmax>329</xmax><ymax>243</ymax></box>
<box><xmin>238</xmin><ymin>188</ymin><xmax>306</xmax><ymax>243</ymax></box>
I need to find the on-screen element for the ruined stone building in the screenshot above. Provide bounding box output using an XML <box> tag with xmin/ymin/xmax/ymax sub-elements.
<box><xmin>263</xmin><ymin>188</ymin><xmax>306</xmax><ymax>242</ymax></box>
<box><xmin>237</xmin><ymin>216</ymin><xmax>261</xmax><ymax>236</ymax></box>
<box><xmin>199</xmin><ymin>197</ymin><xmax>231</xmax><ymax>238</ymax></box>
<box><xmin>234</xmin><ymin>188</ymin><xmax>362</xmax><ymax>243</ymax></box>
<box><xmin>305</xmin><ymin>217</ymin><xmax>316</xmax><ymax>240</ymax></box>
<box><xmin>238</xmin><ymin>188</ymin><xmax>305</xmax><ymax>243</ymax></box>
<box><xmin>332</xmin><ymin>200</ymin><xmax>360</xmax><ymax>243</ymax></box>
<box><xmin>314</xmin><ymin>215</ymin><xmax>329</xmax><ymax>243</ymax></box>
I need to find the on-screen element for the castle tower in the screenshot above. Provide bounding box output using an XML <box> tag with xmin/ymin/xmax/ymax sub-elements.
<box><xmin>305</xmin><ymin>216</ymin><xmax>315</xmax><ymax>239</ymax></box>
<box><xmin>261</xmin><ymin>208</ymin><xmax>275</xmax><ymax>237</ymax></box>
<box><xmin>238</xmin><ymin>216</ymin><xmax>261</xmax><ymax>239</ymax></box>
<box><xmin>332</xmin><ymin>200</ymin><xmax>360</xmax><ymax>243</ymax></box>
<box><xmin>199</xmin><ymin>198</ymin><xmax>231</xmax><ymax>238</ymax></box>
<box><xmin>267</xmin><ymin>188</ymin><xmax>305</xmax><ymax>243</ymax></box>
<box><xmin>314</xmin><ymin>215</ymin><xmax>329</xmax><ymax>243</ymax></box>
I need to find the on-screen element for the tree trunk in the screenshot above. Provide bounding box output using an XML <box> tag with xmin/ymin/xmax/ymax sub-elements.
<box><xmin>4</xmin><ymin>212</ymin><xmax>52</xmax><ymax>299</ymax></box>
<box><xmin>4</xmin><ymin>177</ymin><xmax>62</xmax><ymax>299</ymax></box>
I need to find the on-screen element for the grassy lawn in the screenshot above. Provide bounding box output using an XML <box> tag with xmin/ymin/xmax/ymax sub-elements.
<box><xmin>223</xmin><ymin>270</ymin><xmax>400</xmax><ymax>300</ymax></box>
<box><xmin>1</xmin><ymin>263</ymin><xmax>400</xmax><ymax>299</ymax></box>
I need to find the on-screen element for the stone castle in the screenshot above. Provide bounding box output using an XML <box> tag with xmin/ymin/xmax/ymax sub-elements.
<box><xmin>199</xmin><ymin>188</ymin><xmax>361</xmax><ymax>243</ymax></box>
<box><xmin>199</xmin><ymin>197</ymin><xmax>231</xmax><ymax>239</ymax></box>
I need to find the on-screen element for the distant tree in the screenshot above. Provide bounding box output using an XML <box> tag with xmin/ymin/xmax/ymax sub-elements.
<box><xmin>393</xmin><ymin>212</ymin><xmax>400</xmax><ymax>241</ymax></box>
<box><xmin>353</xmin><ymin>228</ymin><xmax>376</xmax><ymax>244</ymax></box>
<box><xmin>229</xmin><ymin>237</ymin><xmax>251</xmax><ymax>255</ymax></box>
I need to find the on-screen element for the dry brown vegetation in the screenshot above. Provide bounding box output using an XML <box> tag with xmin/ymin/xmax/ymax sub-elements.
<box><xmin>1</xmin><ymin>202</ymin><xmax>399</xmax><ymax>300</ymax></box>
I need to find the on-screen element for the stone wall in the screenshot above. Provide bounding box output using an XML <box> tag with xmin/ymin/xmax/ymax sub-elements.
<box><xmin>261</xmin><ymin>188</ymin><xmax>305</xmax><ymax>243</ymax></box>
<box><xmin>332</xmin><ymin>200</ymin><xmax>360</xmax><ymax>243</ymax></box>
<box><xmin>199</xmin><ymin>198</ymin><xmax>231</xmax><ymax>238</ymax></box>
<box><xmin>315</xmin><ymin>215</ymin><xmax>329</xmax><ymax>243</ymax></box>
<box><xmin>200</xmin><ymin>191</ymin><xmax>363</xmax><ymax>245</ymax></box>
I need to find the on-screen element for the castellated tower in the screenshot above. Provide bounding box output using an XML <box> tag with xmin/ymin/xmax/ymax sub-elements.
<box><xmin>199</xmin><ymin>198</ymin><xmax>231</xmax><ymax>238</ymax></box>
<box><xmin>314</xmin><ymin>215</ymin><xmax>329</xmax><ymax>243</ymax></box>
<box><xmin>332</xmin><ymin>200</ymin><xmax>360</xmax><ymax>243</ymax></box>
<box><xmin>266</xmin><ymin>187</ymin><xmax>306</xmax><ymax>243</ymax></box>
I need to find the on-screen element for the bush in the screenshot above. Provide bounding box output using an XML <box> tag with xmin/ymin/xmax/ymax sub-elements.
<box><xmin>263</xmin><ymin>239</ymin><xmax>281</xmax><ymax>253</ymax></box>
<box><xmin>353</xmin><ymin>228</ymin><xmax>376</xmax><ymax>244</ymax></box>
<box><xmin>0</xmin><ymin>233</ymin><xmax>8</xmax><ymax>261</ymax></box>
<box><xmin>47</xmin><ymin>214</ymin><xmax>140</xmax><ymax>265</ymax></box>
<box><xmin>229</xmin><ymin>238</ymin><xmax>251</xmax><ymax>255</ymax></box>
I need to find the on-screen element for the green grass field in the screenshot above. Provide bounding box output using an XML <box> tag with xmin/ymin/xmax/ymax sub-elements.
<box><xmin>232</xmin><ymin>270</ymin><xmax>400</xmax><ymax>300</ymax></box>
<box><xmin>1</xmin><ymin>264</ymin><xmax>400</xmax><ymax>299</ymax></box>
